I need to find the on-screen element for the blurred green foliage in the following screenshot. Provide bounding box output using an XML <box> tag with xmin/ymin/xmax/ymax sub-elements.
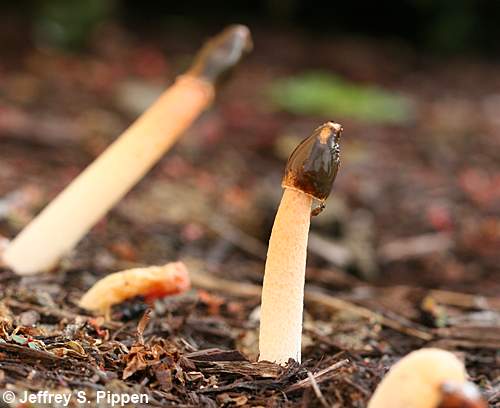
<box><xmin>268</xmin><ymin>72</ymin><xmax>413</xmax><ymax>124</ymax></box>
<box><xmin>35</xmin><ymin>0</ymin><xmax>113</xmax><ymax>49</ymax></box>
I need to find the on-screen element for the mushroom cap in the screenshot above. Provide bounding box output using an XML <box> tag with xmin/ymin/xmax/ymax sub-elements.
<box><xmin>282</xmin><ymin>121</ymin><xmax>342</xmax><ymax>202</ymax></box>
<box><xmin>188</xmin><ymin>25</ymin><xmax>253</xmax><ymax>83</ymax></box>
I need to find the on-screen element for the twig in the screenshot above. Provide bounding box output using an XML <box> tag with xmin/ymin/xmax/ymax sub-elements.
<box><xmin>207</xmin><ymin>216</ymin><xmax>267</xmax><ymax>260</ymax></box>
<box><xmin>429</xmin><ymin>338</ymin><xmax>500</xmax><ymax>350</ymax></box>
<box><xmin>3</xmin><ymin>298</ymin><xmax>122</xmax><ymax>329</ymax></box>
<box><xmin>378</xmin><ymin>232</ymin><xmax>453</xmax><ymax>262</ymax></box>
<box><xmin>136</xmin><ymin>309</ymin><xmax>152</xmax><ymax>345</ymax></box>
<box><xmin>305</xmin><ymin>287</ymin><xmax>433</xmax><ymax>341</ymax></box>
<box><xmin>4</xmin><ymin>298</ymin><xmax>90</xmax><ymax>321</ymax></box>
<box><xmin>0</xmin><ymin>108</ymin><xmax>84</xmax><ymax>147</ymax></box>
<box><xmin>190</xmin><ymin>268</ymin><xmax>261</xmax><ymax>298</ymax></box>
<box><xmin>207</xmin><ymin>220</ymin><xmax>355</xmax><ymax>268</ymax></box>
<box><xmin>190</xmin><ymin>270</ymin><xmax>434</xmax><ymax>341</ymax></box>
<box><xmin>429</xmin><ymin>289</ymin><xmax>500</xmax><ymax>311</ymax></box>
<box><xmin>285</xmin><ymin>359</ymin><xmax>350</xmax><ymax>393</ymax></box>
<box><xmin>0</xmin><ymin>342</ymin><xmax>62</xmax><ymax>361</ymax></box>
<box><xmin>307</xmin><ymin>371</ymin><xmax>331</xmax><ymax>408</ymax></box>
<box><xmin>342</xmin><ymin>376</ymin><xmax>371</xmax><ymax>397</ymax></box>
<box><xmin>308</xmin><ymin>233</ymin><xmax>352</xmax><ymax>267</ymax></box>
<box><xmin>433</xmin><ymin>325</ymin><xmax>500</xmax><ymax>341</ymax></box>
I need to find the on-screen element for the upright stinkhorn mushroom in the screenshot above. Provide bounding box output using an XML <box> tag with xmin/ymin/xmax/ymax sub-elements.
<box><xmin>258</xmin><ymin>122</ymin><xmax>342</xmax><ymax>364</ymax></box>
<box><xmin>368</xmin><ymin>348</ymin><xmax>487</xmax><ymax>408</ymax></box>
<box><xmin>3</xmin><ymin>25</ymin><xmax>252</xmax><ymax>275</ymax></box>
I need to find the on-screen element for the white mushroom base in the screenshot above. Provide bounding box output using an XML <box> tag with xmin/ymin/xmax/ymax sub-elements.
<box><xmin>368</xmin><ymin>348</ymin><xmax>467</xmax><ymax>408</ymax></box>
<box><xmin>259</xmin><ymin>188</ymin><xmax>312</xmax><ymax>364</ymax></box>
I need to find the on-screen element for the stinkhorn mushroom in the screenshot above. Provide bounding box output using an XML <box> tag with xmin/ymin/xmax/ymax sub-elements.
<box><xmin>368</xmin><ymin>348</ymin><xmax>487</xmax><ymax>408</ymax></box>
<box><xmin>79</xmin><ymin>261</ymin><xmax>190</xmax><ymax>316</ymax></box>
<box><xmin>258</xmin><ymin>122</ymin><xmax>342</xmax><ymax>364</ymax></box>
<box><xmin>3</xmin><ymin>25</ymin><xmax>252</xmax><ymax>275</ymax></box>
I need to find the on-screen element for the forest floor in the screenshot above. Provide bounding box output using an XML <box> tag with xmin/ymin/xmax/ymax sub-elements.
<box><xmin>0</xmin><ymin>22</ymin><xmax>499</xmax><ymax>407</ymax></box>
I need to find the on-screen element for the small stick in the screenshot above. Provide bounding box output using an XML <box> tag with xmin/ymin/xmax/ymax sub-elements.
<box><xmin>305</xmin><ymin>288</ymin><xmax>433</xmax><ymax>341</ymax></box>
<box><xmin>428</xmin><ymin>289</ymin><xmax>499</xmax><ymax>311</ymax></box>
<box><xmin>308</xmin><ymin>232</ymin><xmax>352</xmax><ymax>267</ymax></box>
<box><xmin>307</xmin><ymin>371</ymin><xmax>331</xmax><ymax>408</ymax></box>
<box><xmin>3</xmin><ymin>25</ymin><xmax>252</xmax><ymax>275</ymax></box>
<box><xmin>188</xmin><ymin>269</ymin><xmax>434</xmax><ymax>341</ymax></box>
<box><xmin>207</xmin><ymin>215</ymin><xmax>267</xmax><ymax>259</ymax></box>
<box><xmin>378</xmin><ymin>232</ymin><xmax>452</xmax><ymax>262</ymax></box>
<box><xmin>285</xmin><ymin>359</ymin><xmax>350</xmax><ymax>393</ymax></box>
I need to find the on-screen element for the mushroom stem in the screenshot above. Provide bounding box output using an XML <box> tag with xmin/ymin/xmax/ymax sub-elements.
<box><xmin>3</xmin><ymin>25</ymin><xmax>252</xmax><ymax>275</ymax></box>
<box><xmin>3</xmin><ymin>78</ymin><xmax>212</xmax><ymax>276</ymax></box>
<box><xmin>258</xmin><ymin>122</ymin><xmax>342</xmax><ymax>364</ymax></box>
<box><xmin>368</xmin><ymin>348</ymin><xmax>486</xmax><ymax>408</ymax></box>
<box><xmin>259</xmin><ymin>188</ymin><xmax>312</xmax><ymax>363</ymax></box>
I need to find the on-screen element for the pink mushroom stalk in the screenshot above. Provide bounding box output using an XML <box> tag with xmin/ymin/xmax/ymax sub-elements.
<box><xmin>258</xmin><ymin>122</ymin><xmax>342</xmax><ymax>364</ymax></box>
<box><xmin>3</xmin><ymin>25</ymin><xmax>252</xmax><ymax>275</ymax></box>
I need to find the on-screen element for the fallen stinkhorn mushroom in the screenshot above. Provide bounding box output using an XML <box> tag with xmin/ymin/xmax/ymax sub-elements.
<box><xmin>79</xmin><ymin>261</ymin><xmax>190</xmax><ymax>316</ymax></box>
<box><xmin>368</xmin><ymin>348</ymin><xmax>487</xmax><ymax>408</ymax></box>
<box><xmin>258</xmin><ymin>121</ymin><xmax>342</xmax><ymax>364</ymax></box>
<box><xmin>3</xmin><ymin>25</ymin><xmax>252</xmax><ymax>275</ymax></box>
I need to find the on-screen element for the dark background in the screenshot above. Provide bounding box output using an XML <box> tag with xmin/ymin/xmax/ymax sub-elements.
<box><xmin>2</xmin><ymin>0</ymin><xmax>500</xmax><ymax>54</ymax></box>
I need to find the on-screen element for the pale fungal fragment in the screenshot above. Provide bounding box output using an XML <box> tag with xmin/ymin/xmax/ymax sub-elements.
<box><xmin>368</xmin><ymin>348</ymin><xmax>487</xmax><ymax>408</ymax></box>
<box><xmin>3</xmin><ymin>25</ymin><xmax>252</xmax><ymax>275</ymax></box>
<box><xmin>79</xmin><ymin>262</ymin><xmax>190</xmax><ymax>316</ymax></box>
<box><xmin>258</xmin><ymin>122</ymin><xmax>342</xmax><ymax>364</ymax></box>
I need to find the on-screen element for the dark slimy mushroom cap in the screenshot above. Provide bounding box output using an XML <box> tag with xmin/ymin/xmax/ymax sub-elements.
<box><xmin>188</xmin><ymin>25</ymin><xmax>253</xmax><ymax>84</ymax></box>
<box><xmin>437</xmin><ymin>382</ymin><xmax>487</xmax><ymax>408</ymax></box>
<box><xmin>282</xmin><ymin>122</ymin><xmax>342</xmax><ymax>212</ymax></box>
